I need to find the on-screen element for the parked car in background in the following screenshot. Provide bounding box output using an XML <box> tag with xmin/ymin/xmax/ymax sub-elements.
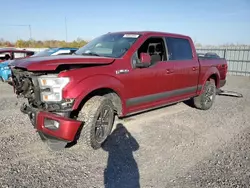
<box><xmin>32</xmin><ymin>47</ymin><xmax>78</xmax><ymax>57</ymax></box>
<box><xmin>0</xmin><ymin>61</ymin><xmax>11</xmax><ymax>82</ymax></box>
<box><xmin>0</xmin><ymin>48</ymin><xmax>35</xmax><ymax>63</ymax></box>
<box><xmin>0</xmin><ymin>47</ymin><xmax>77</xmax><ymax>82</ymax></box>
<box><xmin>0</xmin><ymin>48</ymin><xmax>35</xmax><ymax>82</ymax></box>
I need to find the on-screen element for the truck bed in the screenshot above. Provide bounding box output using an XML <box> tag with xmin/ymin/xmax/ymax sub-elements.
<box><xmin>198</xmin><ymin>52</ymin><xmax>228</xmax><ymax>84</ymax></box>
<box><xmin>197</xmin><ymin>52</ymin><xmax>223</xmax><ymax>60</ymax></box>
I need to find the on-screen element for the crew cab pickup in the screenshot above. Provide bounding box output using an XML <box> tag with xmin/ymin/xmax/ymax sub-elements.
<box><xmin>10</xmin><ymin>31</ymin><xmax>228</xmax><ymax>150</ymax></box>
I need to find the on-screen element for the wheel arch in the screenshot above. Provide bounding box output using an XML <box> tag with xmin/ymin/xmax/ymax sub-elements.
<box><xmin>207</xmin><ymin>74</ymin><xmax>218</xmax><ymax>87</ymax></box>
<box><xmin>78</xmin><ymin>87</ymin><xmax>123</xmax><ymax>113</ymax></box>
<box><xmin>199</xmin><ymin>68</ymin><xmax>220</xmax><ymax>94</ymax></box>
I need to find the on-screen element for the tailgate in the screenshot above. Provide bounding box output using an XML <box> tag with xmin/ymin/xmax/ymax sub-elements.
<box><xmin>217</xmin><ymin>59</ymin><xmax>228</xmax><ymax>80</ymax></box>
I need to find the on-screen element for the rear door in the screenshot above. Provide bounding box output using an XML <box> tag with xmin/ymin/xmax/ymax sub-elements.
<box><xmin>165</xmin><ymin>37</ymin><xmax>200</xmax><ymax>96</ymax></box>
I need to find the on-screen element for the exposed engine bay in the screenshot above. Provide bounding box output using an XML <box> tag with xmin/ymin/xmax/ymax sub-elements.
<box><xmin>11</xmin><ymin>67</ymin><xmax>74</xmax><ymax>112</ymax></box>
<box><xmin>12</xmin><ymin>68</ymin><xmax>44</xmax><ymax>103</ymax></box>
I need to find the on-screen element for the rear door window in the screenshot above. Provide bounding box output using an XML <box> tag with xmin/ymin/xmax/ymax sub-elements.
<box><xmin>165</xmin><ymin>37</ymin><xmax>193</xmax><ymax>60</ymax></box>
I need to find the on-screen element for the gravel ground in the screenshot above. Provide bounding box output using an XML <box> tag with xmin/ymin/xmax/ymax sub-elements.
<box><xmin>0</xmin><ymin>75</ymin><xmax>250</xmax><ymax>188</ymax></box>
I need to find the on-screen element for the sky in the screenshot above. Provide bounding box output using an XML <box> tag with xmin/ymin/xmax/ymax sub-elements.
<box><xmin>0</xmin><ymin>0</ymin><xmax>249</xmax><ymax>45</ymax></box>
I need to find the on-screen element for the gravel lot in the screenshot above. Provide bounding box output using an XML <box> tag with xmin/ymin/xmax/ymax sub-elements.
<box><xmin>0</xmin><ymin>75</ymin><xmax>250</xmax><ymax>188</ymax></box>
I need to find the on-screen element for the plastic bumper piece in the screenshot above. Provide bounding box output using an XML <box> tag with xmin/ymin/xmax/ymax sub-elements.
<box><xmin>36</xmin><ymin>111</ymin><xmax>82</xmax><ymax>142</ymax></box>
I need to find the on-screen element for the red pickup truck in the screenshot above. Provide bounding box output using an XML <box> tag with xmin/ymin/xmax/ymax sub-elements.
<box><xmin>10</xmin><ymin>31</ymin><xmax>228</xmax><ymax>151</ymax></box>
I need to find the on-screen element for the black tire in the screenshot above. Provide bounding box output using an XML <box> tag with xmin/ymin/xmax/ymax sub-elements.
<box><xmin>77</xmin><ymin>96</ymin><xmax>115</xmax><ymax>150</ymax></box>
<box><xmin>192</xmin><ymin>79</ymin><xmax>216</xmax><ymax>110</ymax></box>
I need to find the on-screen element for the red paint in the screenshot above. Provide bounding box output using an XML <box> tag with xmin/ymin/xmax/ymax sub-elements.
<box><xmin>140</xmin><ymin>53</ymin><xmax>151</xmax><ymax>64</ymax></box>
<box><xmin>36</xmin><ymin>111</ymin><xmax>82</xmax><ymax>141</ymax></box>
<box><xmin>12</xmin><ymin>55</ymin><xmax>115</xmax><ymax>71</ymax></box>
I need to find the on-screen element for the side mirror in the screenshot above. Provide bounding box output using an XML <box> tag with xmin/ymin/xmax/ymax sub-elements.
<box><xmin>135</xmin><ymin>53</ymin><xmax>151</xmax><ymax>68</ymax></box>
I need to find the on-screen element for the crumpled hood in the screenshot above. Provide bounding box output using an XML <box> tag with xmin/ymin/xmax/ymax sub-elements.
<box><xmin>11</xmin><ymin>55</ymin><xmax>115</xmax><ymax>71</ymax></box>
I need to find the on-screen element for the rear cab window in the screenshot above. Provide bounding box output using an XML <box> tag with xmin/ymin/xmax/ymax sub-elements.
<box><xmin>165</xmin><ymin>37</ymin><xmax>193</xmax><ymax>60</ymax></box>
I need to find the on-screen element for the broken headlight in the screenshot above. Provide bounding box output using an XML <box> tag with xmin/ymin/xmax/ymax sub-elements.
<box><xmin>37</xmin><ymin>75</ymin><xmax>70</xmax><ymax>102</ymax></box>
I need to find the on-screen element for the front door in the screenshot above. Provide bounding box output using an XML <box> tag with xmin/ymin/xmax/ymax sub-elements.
<box><xmin>122</xmin><ymin>36</ymin><xmax>175</xmax><ymax>113</ymax></box>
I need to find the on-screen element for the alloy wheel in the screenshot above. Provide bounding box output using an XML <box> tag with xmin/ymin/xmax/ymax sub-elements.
<box><xmin>95</xmin><ymin>105</ymin><xmax>113</xmax><ymax>143</ymax></box>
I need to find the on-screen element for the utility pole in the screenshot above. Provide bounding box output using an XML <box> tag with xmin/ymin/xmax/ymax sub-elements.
<box><xmin>65</xmin><ymin>17</ymin><xmax>68</xmax><ymax>42</ymax></box>
<box><xmin>28</xmin><ymin>25</ymin><xmax>32</xmax><ymax>40</ymax></box>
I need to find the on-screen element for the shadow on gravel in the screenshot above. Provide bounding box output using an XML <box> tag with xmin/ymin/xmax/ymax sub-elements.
<box><xmin>102</xmin><ymin>123</ymin><xmax>140</xmax><ymax>188</ymax></box>
<box><xmin>183</xmin><ymin>99</ymin><xmax>195</xmax><ymax>109</ymax></box>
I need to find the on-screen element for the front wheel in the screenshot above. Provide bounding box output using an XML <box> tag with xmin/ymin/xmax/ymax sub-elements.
<box><xmin>192</xmin><ymin>79</ymin><xmax>216</xmax><ymax>110</ymax></box>
<box><xmin>77</xmin><ymin>96</ymin><xmax>115</xmax><ymax>150</ymax></box>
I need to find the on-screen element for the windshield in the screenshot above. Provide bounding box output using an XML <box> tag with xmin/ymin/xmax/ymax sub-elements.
<box><xmin>32</xmin><ymin>48</ymin><xmax>58</xmax><ymax>57</ymax></box>
<box><xmin>74</xmin><ymin>33</ymin><xmax>141</xmax><ymax>58</ymax></box>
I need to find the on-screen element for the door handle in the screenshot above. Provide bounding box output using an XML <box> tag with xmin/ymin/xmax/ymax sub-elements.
<box><xmin>192</xmin><ymin>67</ymin><xmax>198</xmax><ymax>71</ymax></box>
<box><xmin>166</xmin><ymin>69</ymin><xmax>174</xmax><ymax>74</ymax></box>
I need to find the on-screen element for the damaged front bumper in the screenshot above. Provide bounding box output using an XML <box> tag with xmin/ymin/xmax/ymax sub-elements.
<box><xmin>11</xmin><ymin>67</ymin><xmax>81</xmax><ymax>142</ymax></box>
<box><xmin>21</xmin><ymin>103</ymin><xmax>82</xmax><ymax>142</ymax></box>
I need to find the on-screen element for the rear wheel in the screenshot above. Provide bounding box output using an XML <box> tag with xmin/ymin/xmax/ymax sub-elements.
<box><xmin>77</xmin><ymin>96</ymin><xmax>115</xmax><ymax>149</ymax></box>
<box><xmin>192</xmin><ymin>79</ymin><xmax>216</xmax><ymax>110</ymax></box>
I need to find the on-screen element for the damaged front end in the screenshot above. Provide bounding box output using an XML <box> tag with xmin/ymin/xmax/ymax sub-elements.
<box><xmin>11</xmin><ymin>67</ymin><xmax>82</xmax><ymax>146</ymax></box>
<box><xmin>11</xmin><ymin>68</ymin><xmax>75</xmax><ymax>124</ymax></box>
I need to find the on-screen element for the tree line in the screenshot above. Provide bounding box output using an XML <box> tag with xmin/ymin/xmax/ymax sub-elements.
<box><xmin>0</xmin><ymin>38</ymin><xmax>88</xmax><ymax>48</ymax></box>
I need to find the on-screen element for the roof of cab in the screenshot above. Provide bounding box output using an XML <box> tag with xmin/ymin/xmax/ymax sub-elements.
<box><xmin>107</xmin><ymin>31</ymin><xmax>190</xmax><ymax>38</ymax></box>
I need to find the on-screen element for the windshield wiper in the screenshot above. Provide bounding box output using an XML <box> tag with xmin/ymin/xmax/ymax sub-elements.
<box><xmin>81</xmin><ymin>52</ymin><xmax>100</xmax><ymax>56</ymax></box>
